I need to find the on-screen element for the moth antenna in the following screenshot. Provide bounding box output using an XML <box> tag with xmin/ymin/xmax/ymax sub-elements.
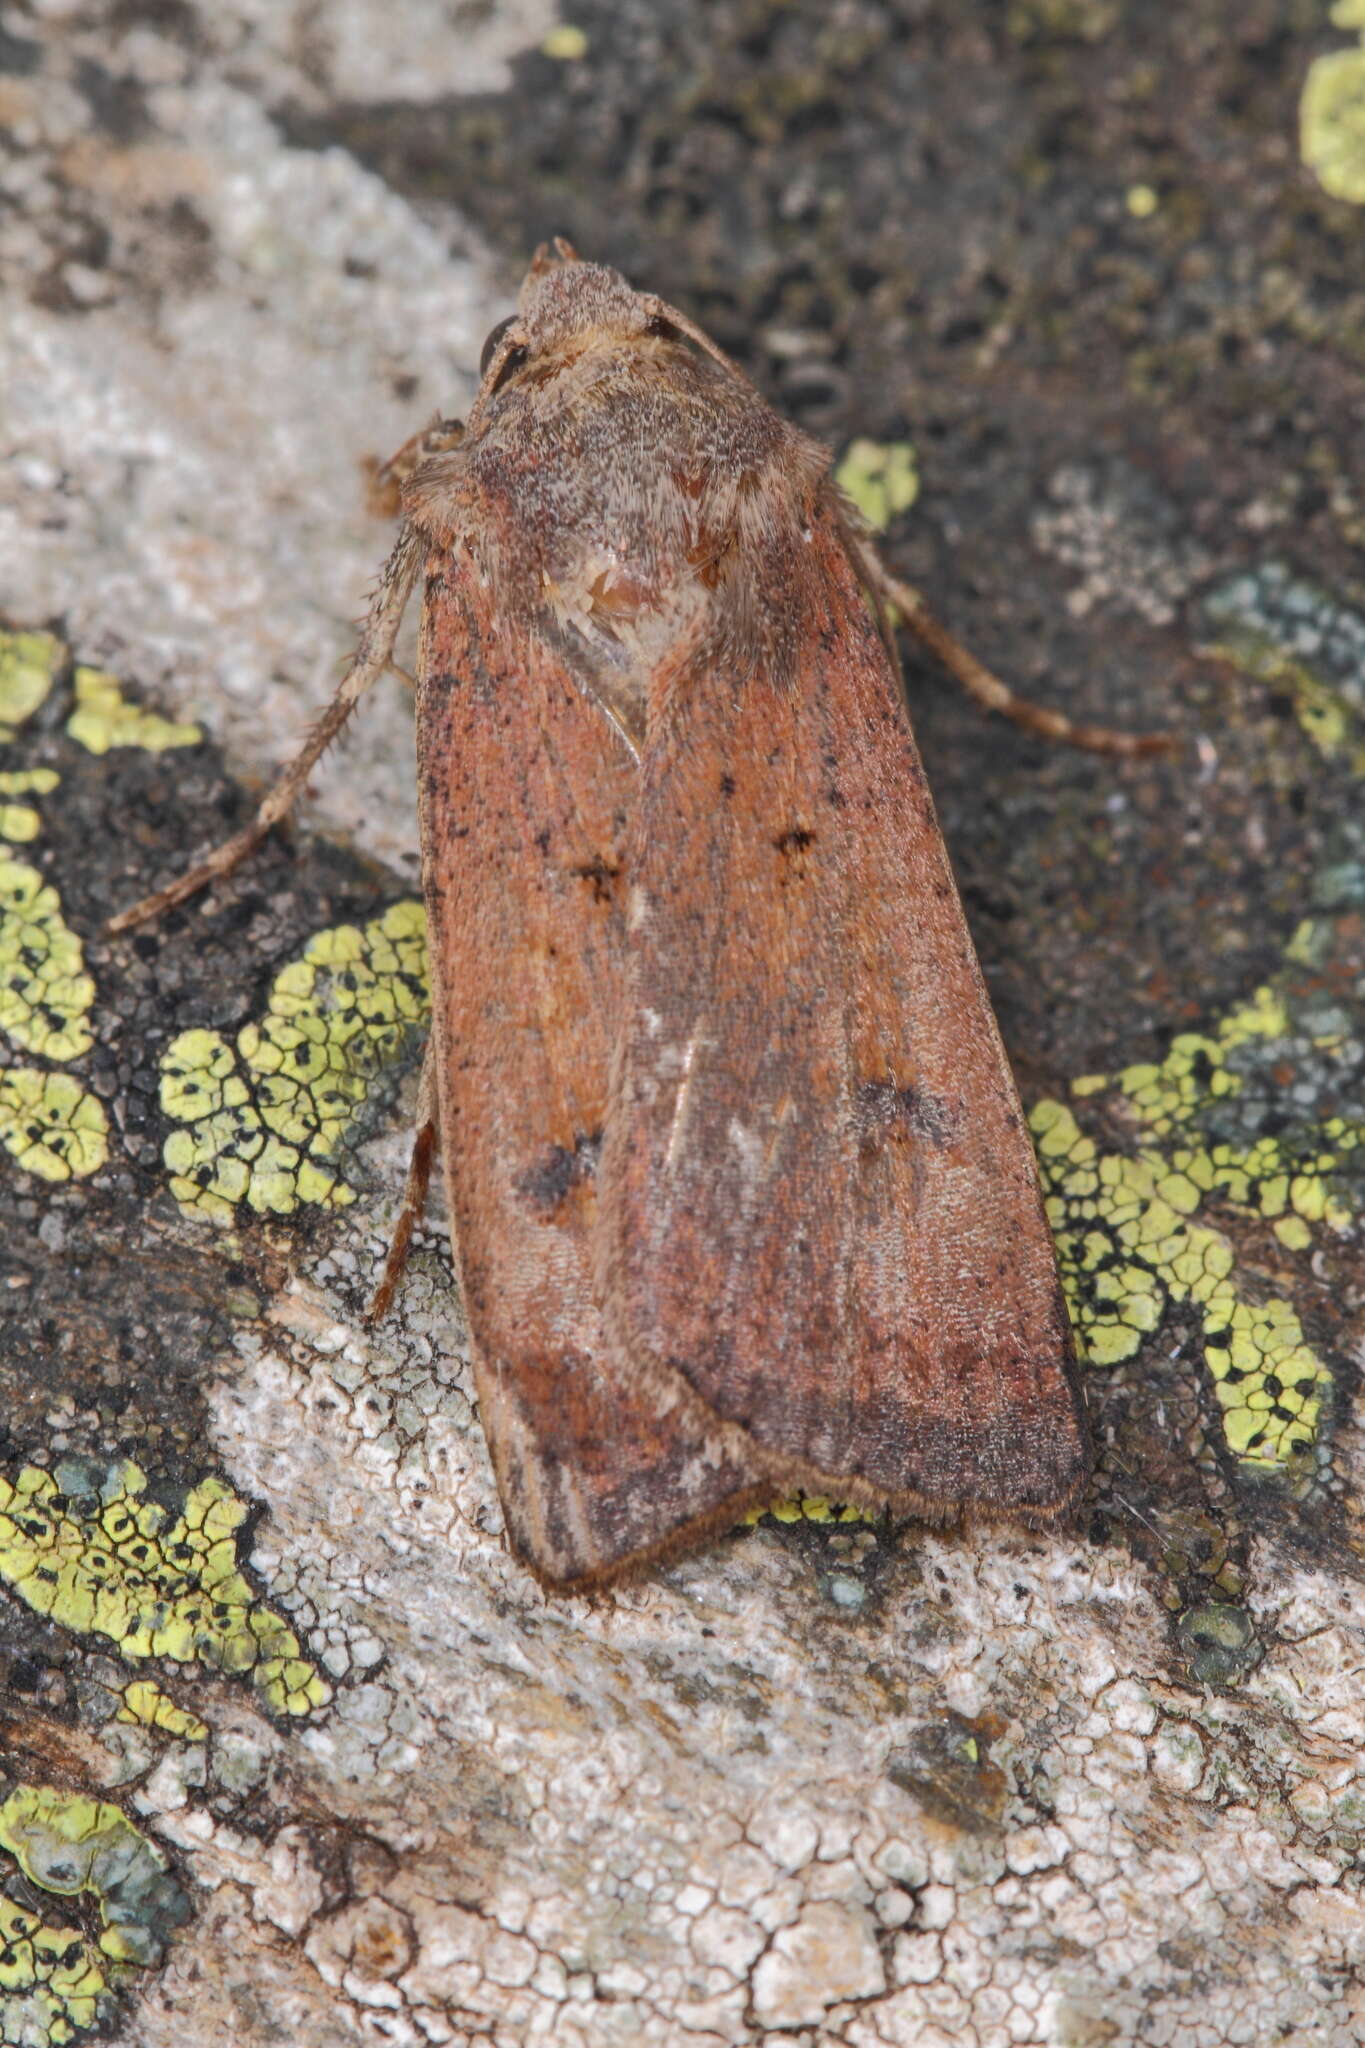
<box><xmin>366</xmin><ymin>1036</ymin><xmax>441</xmax><ymax>1325</ymax></box>
<box><xmin>850</xmin><ymin>531</ymin><xmax>1174</xmax><ymax>760</ymax></box>
<box><xmin>531</xmin><ymin>236</ymin><xmax>582</xmax><ymax>274</ymax></box>
<box><xmin>106</xmin><ymin>526</ymin><xmax>426</xmax><ymax>934</ymax></box>
<box><xmin>643</xmin><ymin>296</ymin><xmax>755</xmax><ymax>390</ymax></box>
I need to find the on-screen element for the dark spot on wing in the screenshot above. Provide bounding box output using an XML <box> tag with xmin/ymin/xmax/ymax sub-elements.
<box><xmin>854</xmin><ymin>1080</ymin><xmax>960</xmax><ymax>1151</ymax></box>
<box><xmin>773</xmin><ymin>827</ymin><xmax>816</xmax><ymax>854</ymax></box>
<box><xmin>516</xmin><ymin>1129</ymin><xmax>603</xmax><ymax>1213</ymax></box>
<box><xmin>572</xmin><ymin>855</ymin><xmax>622</xmax><ymax>905</ymax></box>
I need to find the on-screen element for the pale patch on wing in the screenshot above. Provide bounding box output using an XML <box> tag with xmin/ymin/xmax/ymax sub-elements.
<box><xmin>665</xmin><ymin>1023</ymin><xmax>707</xmax><ymax>1172</ymax></box>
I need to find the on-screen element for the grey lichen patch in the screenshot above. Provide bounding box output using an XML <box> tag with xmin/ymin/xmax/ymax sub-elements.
<box><xmin>1177</xmin><ymin>1601</ymin><xmax>1261</xmax><ymax>1686</ymax></box>
<box><xmin>1030</xmin><ymin>460</ymin><xmax>1213</xmax><ymax>626</ymax></box>
<box><xmin>153</xmin><ymin>1292</ymin><xmax>1365</xmax><ymax>2048</ymax></box>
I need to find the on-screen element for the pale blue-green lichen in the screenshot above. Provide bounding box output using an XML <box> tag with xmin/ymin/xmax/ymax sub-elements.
<box><xmin>1202</xmin><ymin>562</ymin><xmax>1365</xmax><ymax>768</ymax></box>
<box><xmin>0</xmin><ymin>1786</ymin><xmax>190</xmax><ymax>1970</ymax></box>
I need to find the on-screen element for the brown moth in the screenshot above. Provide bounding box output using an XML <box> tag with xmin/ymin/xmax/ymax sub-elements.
<box><xmin>112</xmin><ymin>241</ymin><xmax>1164</xmax><ymax>1589</ymax></box>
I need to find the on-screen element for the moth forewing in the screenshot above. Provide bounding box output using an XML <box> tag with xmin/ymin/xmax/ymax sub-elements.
<box><xmin>410</xmin><ymin>530</ymin><xmax>775</xmax><ymax>1588</ymax></box>
<box><xmin>592</xmin><ymin>473</ymin><xmax>1087</xmax><ymax>1521</ymax></box>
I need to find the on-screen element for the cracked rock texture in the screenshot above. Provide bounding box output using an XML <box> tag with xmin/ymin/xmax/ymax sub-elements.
<box><xmin>2</xmin><ymin>5</ymin><xmax>1364</xmax><ymax>2047</ymax></box>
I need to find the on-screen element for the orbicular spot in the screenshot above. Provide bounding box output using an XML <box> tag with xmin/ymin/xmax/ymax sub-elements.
<box><xmin>516</xmin><ymin>1129</ymin><xmax>603</xmax><ymax>1214</ymax></box>
<box><xmin>854</xmin><ymin>1079</ymin><xmax>959</xmax><ymax>1151</ymax></box>
<box><xmin>573</xmin><ymin>855</ymin><xmax>622</xmax><ymax>905</ymax></box>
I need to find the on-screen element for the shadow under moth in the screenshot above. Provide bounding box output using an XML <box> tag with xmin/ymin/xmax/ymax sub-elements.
<box><xmin>112</xmin><ymin>242</ymin><xmax>1164</xmax><ymax>1589</ymax></box>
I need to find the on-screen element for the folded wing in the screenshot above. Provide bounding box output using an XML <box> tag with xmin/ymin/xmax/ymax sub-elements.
<box><xmin>417</xmin><ymin>553</ymin><xmax>772</xmax><ymax>1588</ymax></box>
<box><xmin>595</xmin><ymin>499</ymin><xmax>1088</xmax><ymax>1515</ymax></box>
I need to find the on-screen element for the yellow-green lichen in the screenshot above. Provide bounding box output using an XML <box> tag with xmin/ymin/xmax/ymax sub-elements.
<box><xmin>0</xmin><ymin>1787</ymin><xmax>189</xmax><ymax>1970</ymax></box>
<box><xmin>116</xmin><ymin>1680</ymin><xmax>208</xmax><ymax>1743</ymax></box>
<box><xmin>1104</xmin><ymin>991</ymin><xmax>1361</xmax><ymax>1239</ymax></box>
<box><xmin>0</xmin><ymin>632</ymin><xmax>60</xmax><ymax>743</ymax></box>
<box><xmin>1203</xmin><ymin>633</ymin><xmax>1362</xmax><ymax>769</ymax></box>
<box><xmin>541</xmin><ymin>22</ymin><xmax>588</xmax><ymax>59</ymax></box>
<box><xmin>0</xmin><ymin>857</ymin><xmax>96</xmax><ymax>1063</ymax></box>
<box><xmin>1033</xmin><ymin>1097</ymin><xmax>1331</xmax><ymax>1469</ymax></box>
<box><xmin>0</xmin><ymin>1890</ymin><xmax>108</xmax><ymax>2047</ymax></box>
<box><xmin>0</xmin><ymin>770</ymin><xmax>59</xmax><ymax>844</ymax></box>
<box><xmin>1006</xmin><ymin>0</ymin><xmax>1117</xmax><ymax>41</ymax></box>
<box><xmin>160</xmin><ymin>899</ymin><xmax>429</xmax><ymax>1222</ymax></box>
<box><xmin>1301</xmin><ymin>5</ymin><xmax>1365</xmax><ymax>206</ymax></box>
<box><xmin>1028</xmin><ymin>947</ymin><xmax>1363</xmax><ymax>1475</ymax></box>
<box><xmin>0</xmin><ymin>1069</ymin><xmax>108</xmax><ymax>1181</ymax></box>
<box><xmin>0</xmin><ymin>1460</ymin><xmax>331</xmax><ymax>1718</ymax></box>
<box><xmin>65</xmin><ymin>667</ymin><xmax>201</xmax><ymax>757</ymax></box>
<box><xmin>836</xmin><ymin>439</ymin><xmax>920</xmax><ymax>534</ymax></box>
<box><xmin>742</xmin><ymin>1495</ymin><xmax>874</xmax><ymax>1528</ymax></box>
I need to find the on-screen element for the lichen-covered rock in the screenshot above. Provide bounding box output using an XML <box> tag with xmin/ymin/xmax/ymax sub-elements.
<box><xmin>2</xmin><ymin>7</ymin><xmax>1363</xmax><ymax>2047</ymax></box>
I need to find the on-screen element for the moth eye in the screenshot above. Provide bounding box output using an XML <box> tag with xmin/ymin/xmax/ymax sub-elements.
<box><xmin>479</xmin><ymin>316</ymin><xmax>517</xmax><ymax>376</ymax></box>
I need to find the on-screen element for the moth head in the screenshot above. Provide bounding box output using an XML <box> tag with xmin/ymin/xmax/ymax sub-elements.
<box><xmin>470</xmin><ymin>239</ymin><xmax>750</xmax><ymax>408</ymax></box>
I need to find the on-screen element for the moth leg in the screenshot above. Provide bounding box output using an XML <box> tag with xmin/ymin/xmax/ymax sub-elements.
<box><xmin>366</xmin><ymin>417</ymin><xmax>465</xmax><ymax>520</ymax></box>
<box><xmin>852</xmin><ymin>535</ymin><xmax>1172</xmax><ymax>759</ymax></box>
<box><xmin>107</xmin><ymin>527</ymin><xmax>426</xmax><ymax>934</ymax></box>
<box><xmin>366</xmin><ymin>1033</ymin><xmax>440</xmax><ymax>1325</ymax></box>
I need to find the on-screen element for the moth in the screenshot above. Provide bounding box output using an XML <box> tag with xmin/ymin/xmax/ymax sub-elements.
<box><xmin>112</xmin><ymin>242</ymin><xmax>1163</xmax><ymax>1589</ymax></box>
